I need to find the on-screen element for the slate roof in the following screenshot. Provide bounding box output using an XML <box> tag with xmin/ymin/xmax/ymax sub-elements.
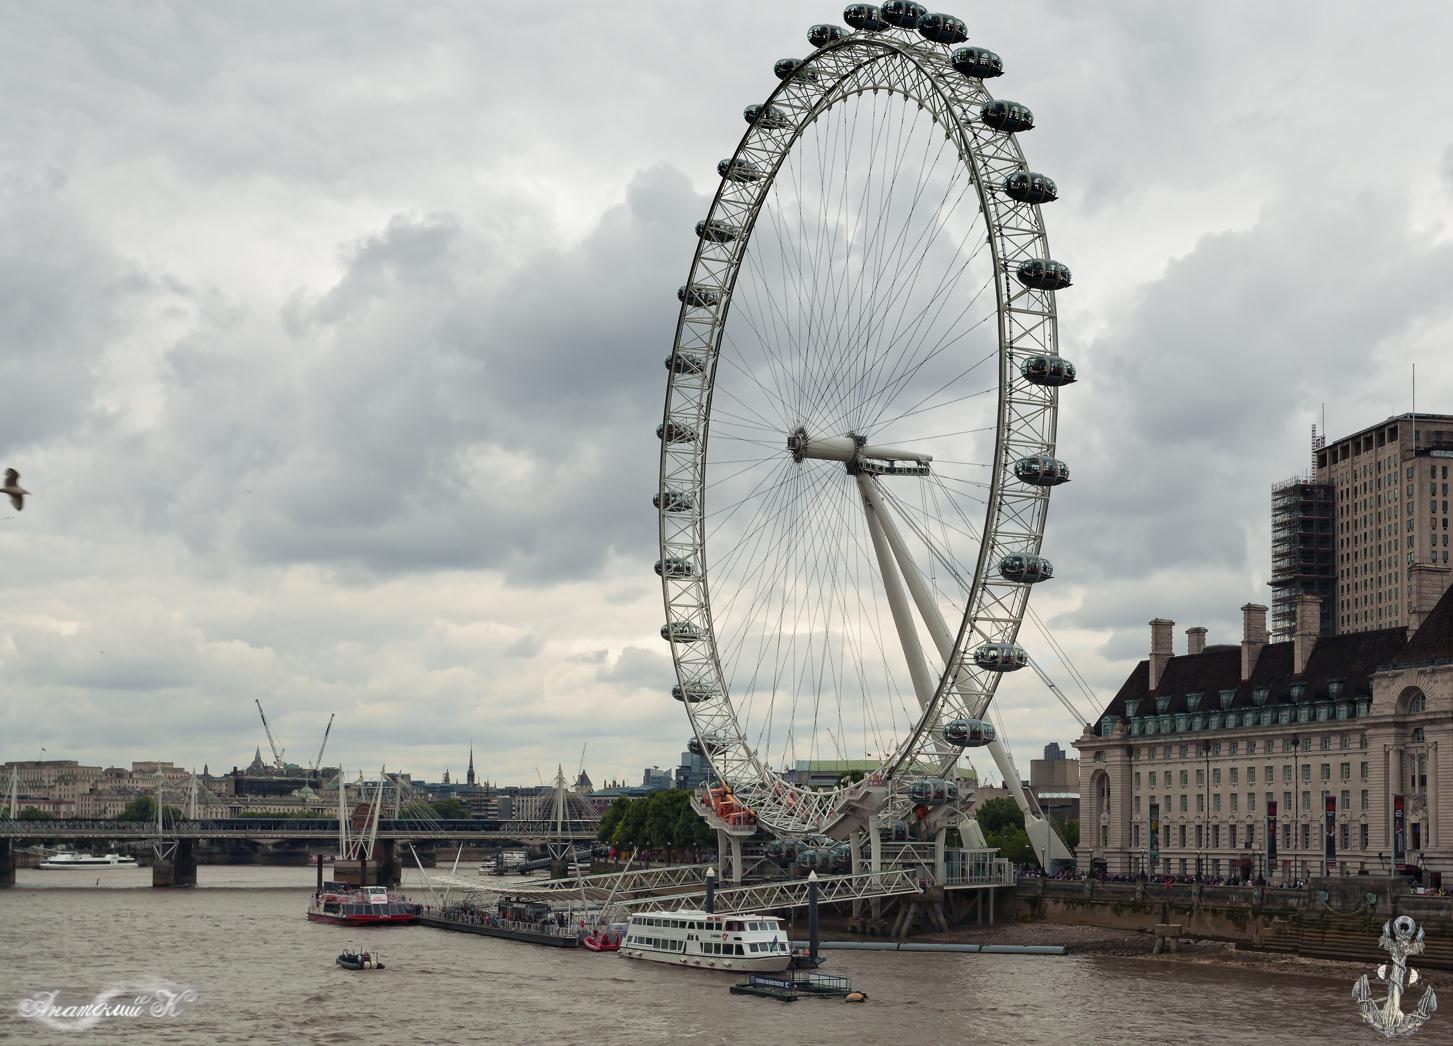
<box><xmin>1097</xmin><ymin>626</ymin><xmax>1407</xmax><ymax>724</ymax></box>
<box><xmin>1096</xmin><ymin>585</ymin><xmax>1453</xmax><ymax>726</ymax></box>
<box><xmin>1394</xmin><ymin>581</ymin><xmax>1453</xmax><ymax>665</ymax></box>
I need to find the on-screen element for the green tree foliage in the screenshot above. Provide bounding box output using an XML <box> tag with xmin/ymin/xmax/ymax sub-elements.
<box><xmin>17</xmin><ymin>807</ymin><xmax>57</xmax><ymax>821</ymax></box>
<box><xmin>974</xmin><ymin>797</ymin><xmax>1033</xmax><ymax>864</ymax></box>
<box><xmin>428</xmin><ymin>798</ymin><xmax>471</xmax><ymax>820</ymax></box>
<box><xmin>973</xmin><ymin>797</ymin><xmax>1024</xmax><ymax>836</ymax></box>
<box><xmin>595</xmin><ymin>790</ymin><xmax>715</xmax><ymax>857</ymax></box>
<box><xmin>1052</xmin><ymin>817</ymin><xmax>1079</xmax><ymax>850</ymax></box>
<box><xmin>113</xmin><ymin>797</ymin><xmax>184</xmax><ymax>825</ymax></box>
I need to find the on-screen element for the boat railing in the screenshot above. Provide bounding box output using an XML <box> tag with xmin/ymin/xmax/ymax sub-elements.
<box><xmin>424</xmin><ymin>907</ymin><xmax>582</xmax><ymax>939</ymax></box>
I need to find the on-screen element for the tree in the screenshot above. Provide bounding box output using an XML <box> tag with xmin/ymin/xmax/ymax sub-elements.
<box><xmin>114</xmin><ymin>797</ymin><xmax>183</xmax><ymax>825</ymax></box>
<box><xmin>973</xmin><ymin>797</ymin><xmax>1024</xmax><ymax>836</ymax></box>
<box><xmin>428</xmin><ymin>798</ymin><xmax>470</xmax><ymax>820</ymax></box>
<box><xmin>17</xmin><ymin>807</ymin><xmax>56</xmax><ymax>821</ymax></box>
<box><xmin>596</xmin><ymin>798</ymin><xmax>628</xmax><ymax>845</ymax></box>
<box><xmin>1052</xmin><ymin>817</ymin><xmax>1079</xmax><ymax>850</ymax></box>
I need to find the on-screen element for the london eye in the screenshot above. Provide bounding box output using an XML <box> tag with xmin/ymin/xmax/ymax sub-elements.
<box><xmin>658</xmin><ymin>3</ymin><xmax>1076</xmax><ymax>863</ymax></box>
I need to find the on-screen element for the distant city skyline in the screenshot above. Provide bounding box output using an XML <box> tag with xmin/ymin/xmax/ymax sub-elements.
<box><xmin>3</xmin><ymin>2</ymin><xmax>1453</xmax><ymax>786</ymax></box>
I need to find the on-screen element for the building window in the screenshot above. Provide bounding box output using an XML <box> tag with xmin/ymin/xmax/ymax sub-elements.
<box><xmin>1214</xmin><ymin>794</ymin><xmax>1222</xmax><ymax>812</ymax></box>
<box><xmin>1340</xmin><ymin>824</ymin><xmax>1350</xmax><ymax>850</ymax></box>
<box><xmin>1360</xmin><ymin>761</ymin><xmax>1368</xmax><ymax>781</ymax></box>
<box><xmin>1340</xmin><ymin>763</ymin><xmax>1350</xmax><ymax>781</ymax></box>
<box><xmin>1360</xmin><ymin>824</ymin><xmax>1369</xmax><ymax>850</ymax></box>
<box><xmin>1248</xmin><ymin>767</ymin><xmax>1256</xmax><ymax>784</ymax></box>
<box><xmin>1230</xmin><ymin>824</ymin><xmax>1238</xmax><ymax>848</ymax></box>
<box><xmin>1179</xmin><ymin>825</ymin><xmax>1187</xmax><ymax>847</ymax></box>
<box><xmin>1212</xmin><ymin>825</ymin><xmax>1221</xmax><ymax>848</ymax></box>
<box><xmin>1180</xmin><ymin>770</ymin><xmax>1188</xmax><ymax>786</ymax></box>
<box><xmin>1180</xmin><ymin>795</ymin><xmax>1188</xmax><ymax>813</ymax></box>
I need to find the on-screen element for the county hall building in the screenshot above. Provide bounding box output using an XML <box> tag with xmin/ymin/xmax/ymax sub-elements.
<box><xmin>1075</xmin><ymin>586</ymin><xmax>1451</xmax><ymax>883</ymax></box>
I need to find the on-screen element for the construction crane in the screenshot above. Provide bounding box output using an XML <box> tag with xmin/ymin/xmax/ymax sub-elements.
<box><xmin>310</xmin><ymin>714</ymin><xmax>335</xmax><ymax>772</ymax></box>
<box><xmin>254</xmin><ymin>699</ymin><xmax>286</xmax><ymax>770</ymax></box>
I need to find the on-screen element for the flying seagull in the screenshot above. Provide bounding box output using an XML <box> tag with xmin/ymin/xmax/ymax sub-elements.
<box><xmin>2</xmin><ymin>469</ymin><xmax>29</xmax><ymax>511</ymax></box>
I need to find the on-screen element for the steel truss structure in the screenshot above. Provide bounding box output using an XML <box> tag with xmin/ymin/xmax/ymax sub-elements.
<box><xmin>658</xmin><ymin>7</ymin><xmax>1074</xmax><ymax>861</ymax></box>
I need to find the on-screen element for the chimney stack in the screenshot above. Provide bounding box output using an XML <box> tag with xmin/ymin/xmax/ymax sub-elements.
<box><xmin>1149</xmin><ymin>618</ymin><xmax>1174</xmax><ymax>691</ymax></box>
<box><xmin>1240</xmin><ymin>603</ymin><xmax>1269</xmax><ymax>682</ymax></box>
<box><xmin>1293</xmin><ymin>594</ymin><xmax>1321</xmax><ymax>676</ymax></box>
<box><xmin>1408</xmin><ymin>563</ymin><xmax>1452</xmax><ymax>633</ymax></box>
<box><xmin>1186</xmin><ymin>626</ymin><xmax>1208</xmax><ymax>657</ymax></box>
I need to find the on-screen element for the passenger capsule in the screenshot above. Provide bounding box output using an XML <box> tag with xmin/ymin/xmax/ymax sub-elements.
<box><xmin>843</xmin><ymin>4</ymin><xmax>888</xmax><ymax>31</ymax></box>
<box><xmin>687</xmin><ymin>735</ymin><xmax>726</xmax><ymax>756</ymax></box>
<box><xmin>656</xmin><ymin>558</ymin><xmax>694</xmax><ymax>579</ymax></box>
<box><xmin>797</xmin><ymin>847</ymin><xmax>823</xmax><ymax>869</ymax></box>
<box><xmin>744</xmin><ymin>103</ymin><xmax>791</xmax><ymax>130</ymax></box>
<box><xmin>1003</xmin><ymin>171</ymin><xmax>1057</xmax><ymax>204</ymax></box>
<box><xmin>695</xmin><ymin>219</ymin><xmax>739</xmax><ymax>243</ymax></box>
<box><xmin>657</xmin><ymin>420</ymin><xmax>698</xmax><ymax>444</ymax></box>
<box><xmin>883</xmin><ymin>819</ymin><xmax>911</xmax><ymax>841</ymax></box>
<box><xmin>917</xmin><ymin>13</ymin><xmax>967</xmax><ymax>44</ymax></box>
<box><xmin>998</xmin><ymin>553</ymin><xmax>1054</xmax><ymax>584</ymax></box>
<box><xmin>943</xmin><ymin>718</ymin><xmax>996</xmax><ymax>747</ymax></box>
<box><xmin>672</xmin><ymin>682</ymin><xmax>716</xmax><ymax>703</ymax></box>
<box><xmin>1013</xmin><ymin>454</ymin><xmax>1070</xmax><ymax>486</ymax></box>
<box><xmin>1019</xmin><ymin>354</ymin><xmax>1076</xmax><ymax>387</ymax></box>
<box><xmin>678</xmin><ymin>284</ymin><xmax>720</xmax><ymax>307</ymax></box>
<box><xmin>973</xmin><ymin>641</ymin><xmax>1029</xmax><ymax>672</ymax></box>
<box><xmin>764</xmin><ymin>839</ymin><xmax>787</xmax><ymax>859</ymax></box>
<box><xmin>661</xmin><ymin>621</ymin><xmax>703</xmax><ymax>643</ymax></box>
<box><xmin>1015</xmin><ymin>258</ymin><xmax>1072</xmax><ymax>291</ymax></box>
<box><xmin>653</xmin><ymin>490</ymin><xmax>695</xmax><ymax>513</ymax></box>
<box><xmin>664</xmin><ymin>352</ymin><xmax>706</xmax><ymax>376</ymax></box>
<box><xmin>980</xmin><ymin>99</ymin><xmax>1034</xmax><ymax>133</ymax></box>
<box><xmin>951</xmin><ymin>45</ymin><xmax>1002</xmax><ymax>79</ymax></box>
<box><xmin>773</xmin><ymin>57</ymin><xmax>818</xmax><ymax>82</ymax></box>
<box><xmin>718</xmin><ymin>158</ymin><xmax>765</xmax><ymax>183</ymax></box>
<box><xmin>908</xmin><ymin>777</ymin><xmax>958</xmax><ymax>805</ymax></box>
<box><xmin>829</xmin><ymin>844</ymin><xmax>853</xmax><ymax>871</ymax></box>
<box><xmin>807</xmin><ymin>24</ymin><xmax>847</xmax><ymax>47</ymax></box>
<box><xmin>878</xmin><ymin>0</ymin><xmax>927</xmax><ymax>27</ymax></box>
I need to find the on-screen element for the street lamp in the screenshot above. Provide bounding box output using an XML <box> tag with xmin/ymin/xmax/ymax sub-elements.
<box><xmin>1198</xmin><ymin>740</ymin><xmax>1212</xmax><ymax>881</ymax></box>
<box><xmin>1290</xmin><ymin>736</ymin><xmax>1301</xmax><ymax>883</ymax></box>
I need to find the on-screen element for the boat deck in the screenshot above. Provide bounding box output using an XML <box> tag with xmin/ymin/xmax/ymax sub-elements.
<box><xmin>418</xmin><ymin>913</ymin><xmax>580</xmax><ymax>948</ymax></box>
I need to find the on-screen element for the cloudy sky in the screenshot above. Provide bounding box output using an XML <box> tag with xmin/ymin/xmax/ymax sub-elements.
<box><xmin>2</xmin><ymin>1</ymin><xmax>1452</xmax><ymax>790</ymax></box>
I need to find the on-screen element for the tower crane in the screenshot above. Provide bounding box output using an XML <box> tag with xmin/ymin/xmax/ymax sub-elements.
<box><xmin>254</xmin><ymin>699</ymin><xmax>286</xmax><ymax>770</ymax></box>
<box><xmin>310</xmin><ymin>714</ymin><xmax>335</xmax><ymax>772</ymax></box>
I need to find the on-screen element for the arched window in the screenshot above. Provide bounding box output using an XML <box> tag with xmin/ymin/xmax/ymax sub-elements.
<box><xmin>1409</xmin><ymin>693</ymin><xmax>1426</xmax><ymax>714</ymax></box>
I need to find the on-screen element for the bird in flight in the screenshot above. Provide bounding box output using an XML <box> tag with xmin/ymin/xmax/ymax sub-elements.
<box><xmin>1</xmin><ymin>469</ymin><xmax>28</xmax><ymax>511</ymax></box>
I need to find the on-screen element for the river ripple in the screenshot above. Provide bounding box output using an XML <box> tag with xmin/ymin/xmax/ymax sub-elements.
<box><xmin>0</xmin><ymin>866</ymin><xmax>1399</xmax><ymax>1045</ymax></box>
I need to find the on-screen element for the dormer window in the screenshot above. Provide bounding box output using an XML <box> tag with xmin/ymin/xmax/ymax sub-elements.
<box><xmin>1155</xmin><ymin>696</ymin><xmax>1171</xmax><ymax>715</ymax></box>
<box><xmin>1288</xmin><ymin>683</ymin><xmax>1307</xmax><ymax>702</ymax></box>
<box><xmin>1125</xmin><ymin>699</ymin><xmax>1140</xmax><ymax>718</ymax></box>
<box><xmin>1327</xmin><ymin>679</ymin><xmax>1345</xmax><ymax>700</ymax></box>
<box><xmin>1252</xmin><ymin>687</ymin><xmax>1270</xmax><ymax>707</ymax></box>
<box><xmin>1185</xmin><ymin>692</ymin><xmax>1202</xmax><ymax>713</ymax></box>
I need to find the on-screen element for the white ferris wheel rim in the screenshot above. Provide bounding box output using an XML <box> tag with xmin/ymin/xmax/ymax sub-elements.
<box><xmin>658</xmin><ymin>16</ymin><xmax>1067</xmax><ymax>839</ymax></box>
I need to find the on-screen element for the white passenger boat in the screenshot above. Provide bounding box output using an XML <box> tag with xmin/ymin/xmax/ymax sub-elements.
<box><xmin>38</xmin><ymin>851</ymin><xmax>139</xmax><ymax>870</ymax></box>
<box><xmin>619</xmin><ymin>910</ymin><xmax>792</xmax><ymax>972</ymax></box>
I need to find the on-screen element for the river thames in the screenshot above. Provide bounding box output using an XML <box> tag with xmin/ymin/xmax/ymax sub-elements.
<box><xmin>1</xmin><ymin>866</ymin><xmax>1398</xmax><ymax>1044</ymax></box>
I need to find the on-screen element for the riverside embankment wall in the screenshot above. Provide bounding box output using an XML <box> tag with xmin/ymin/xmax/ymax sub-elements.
<box><xmin>1006</xmin><ymin>878</ymin><xmax>1453</xmax><ymax>970</ymax></box>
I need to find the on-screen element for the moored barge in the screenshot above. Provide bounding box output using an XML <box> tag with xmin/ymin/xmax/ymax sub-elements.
<box><xmin>418</xmin><ymin>898</ymin><xmax>583</xmax><ymax>948</ymax></box>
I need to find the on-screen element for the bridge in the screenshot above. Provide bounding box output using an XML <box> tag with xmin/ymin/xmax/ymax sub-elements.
<box><xmin>0</xmin><ymin>818</ymin><xmax>600</xmax><ymax>843</ymax></box>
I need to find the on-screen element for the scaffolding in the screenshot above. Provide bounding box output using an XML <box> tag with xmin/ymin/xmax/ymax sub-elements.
<box><xmin>1269</xmin><ymin>475</ymin><xmax>1335</xmax><ymax>640</ymax></box>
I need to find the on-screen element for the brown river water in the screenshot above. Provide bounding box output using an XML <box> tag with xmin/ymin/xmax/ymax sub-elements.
<box><xmin>0</xmin><ymin>865</ymin><xmax>1418</xmax><ymax>1045</ymax></box>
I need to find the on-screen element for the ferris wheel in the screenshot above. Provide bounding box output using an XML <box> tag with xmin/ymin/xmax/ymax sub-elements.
<box><xmin>658</xmin><ymin>3</ymin><xmax>1076</xmax><ymax>849</ymax></box>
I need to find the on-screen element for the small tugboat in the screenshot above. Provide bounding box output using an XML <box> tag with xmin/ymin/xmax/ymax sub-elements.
<box><xmin>582</xmin><ymin>923</ymin><xmax>627</xmax><ymax>952</ymax></box>
<box><xmin>308</xmin><ymin>882</ymin><xmax>421</xmax><ymax>926</ymax></box>
<box><xmin>336</xmin><ymin>948</ymin><xmax>385</xmax><ymax>971</ymax></box>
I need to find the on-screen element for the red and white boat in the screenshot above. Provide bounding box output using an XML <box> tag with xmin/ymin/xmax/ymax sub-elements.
<box><xmin>582</xmin><ymin>923</ymin><xmax>627</xmax><ymax>952</ymax></box>
<box><xmin>308</xmin><ymin>883</ymin><xmax>421</xmax><ymax>926</ymax></box>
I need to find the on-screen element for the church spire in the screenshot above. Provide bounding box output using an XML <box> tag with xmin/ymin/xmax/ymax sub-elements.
<box><xmin>466</xmin><ymin>743</ymin><xmax>475</xmax><ymax>786</ymax></box>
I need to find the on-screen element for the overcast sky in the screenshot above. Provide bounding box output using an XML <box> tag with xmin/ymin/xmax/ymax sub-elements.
<box><xmin>2</xmin><ymin>1</ymin><xmax>1452</xmax><ymax>790</ymax></box>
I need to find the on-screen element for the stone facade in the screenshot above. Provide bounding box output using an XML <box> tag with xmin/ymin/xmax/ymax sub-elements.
<box><xmin>1076</xmin><ymin>584</ymin><xmax>1453</xmax><ymax>883</ymax></box>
